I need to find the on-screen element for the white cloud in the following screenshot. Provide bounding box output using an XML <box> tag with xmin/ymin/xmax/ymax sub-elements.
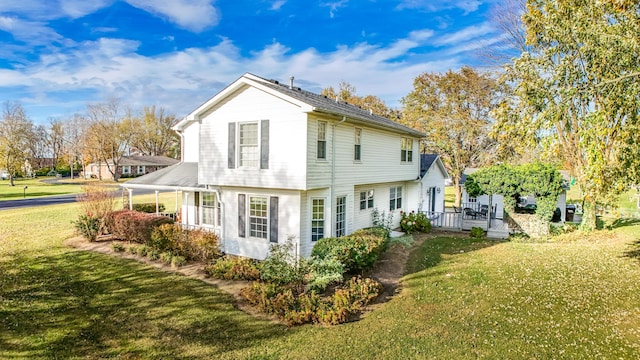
<box><xmin>320</xmin><ymin>0</ymin><xmax>348</xmax><ymax>18</ymax></box>
<box><xmin>125</xmin><ymin>0</ymin><xmax>219</xmax><ymax>32</ymax></box>
<box><xmin>433</xmin><ymin>22</ymin><xmax>496</xmax><ymax>46</ymax></box>
<box><xmin>398</xmin><ymin>0</ymin><xmax>483</xmax><ymax>14</ymax></box>
<box><xmin>270</xmin><ymin>0</ymin><xmax>286</xmax><ymax>11</ymax></box>
<box><xmin>0</xmin><ymin>16</ymin><xmax>68</xmax><ymax>46</ymax></box>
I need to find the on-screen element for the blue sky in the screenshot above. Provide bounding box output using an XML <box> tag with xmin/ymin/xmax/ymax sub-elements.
<box><xmin>0</xmin><ymin>0</ymin><xmax>504</xmax><ymax>125</ymax></box>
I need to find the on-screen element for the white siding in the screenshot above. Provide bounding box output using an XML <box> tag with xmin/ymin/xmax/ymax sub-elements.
<box><xmin>299</xmin><ymin>188</ymin><xmax>330</xmax><ymax>257</ymax></box>
<box><xmin>417</xmin><ymin>164</ymin><xmax>447</xmax><ymax>213</ymax></box>
<box><xmin>182</xmin><ymin>122</ymin><xmax>200</xmax><ymax>162</ymax></box>
<box><xmin>198</xmin><ymin>86</ymin><xmax>308</xmax><ymax>190</ymax></box>
<box><xmin>353</xmin><ymin>182</ymin><xmax>410</xmax><ymax>231</ymax></box>
<box><xmin>220</xmin><ymin>187</ymin><xmax>301</xmax><ymax>260</ymax></box>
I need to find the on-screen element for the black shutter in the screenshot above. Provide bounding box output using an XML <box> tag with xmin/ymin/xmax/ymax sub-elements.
<box><xmin>260</xmin><ymin>120</ymin><xmax>269</xmax><ymax>169</ymax></box>
<box><xmin>228</xmin><ymin>122</ymin><xmax>236</xmax><ymax>169</ymax></box>
<box><xmin>194</xmin><ymin>192</ymin><xmax>200</xmax><ymax>225</ymax></box>
<box><xmin>269</xmin><ymin>196</ymin><xmax>278</xmax><ymax>243</ymax></box>
<box><xmin>238</xmin><ymin>194</ymin><xmax>246</xmax><ymax>237</ymax></box>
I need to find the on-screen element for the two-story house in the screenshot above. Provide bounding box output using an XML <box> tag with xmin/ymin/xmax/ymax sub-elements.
<box><xmin>123</xmin><ymin>73</ymin><xmax>446</xmax><ymax>259</ymax></box>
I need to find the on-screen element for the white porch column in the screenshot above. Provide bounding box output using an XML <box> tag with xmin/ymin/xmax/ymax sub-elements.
<box><xmin>175</xmin><ymin>190</ymin><xmax>179</xmax><ymax>220</ymax></box>
<box><xmin>127</xmin><ymin>189</ymin><xmax>133</xmax><ymax>210</ymax></box>
<box><xmin>155</xmin><ymin>190</ymin><xmax>160</xmax><ymax>214</ymax></box>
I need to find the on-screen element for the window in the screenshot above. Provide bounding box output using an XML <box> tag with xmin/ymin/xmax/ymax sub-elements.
<box><xmin>249</xmin><ymin>196</ymin><xmax>268</xmax><ymax>238</ymax></box>
<box><xmin>122</xmin><ymin>166</ymin><xmax>130</xmax><ymax>174</ymax></box>
<box><xmin>311</xmin><ymin>198</ymin><xmax>325</xmax><ymax>241</ymax></box>
<box><xmin>137</xmin><ymin>165</ymin><xmax>145</xmax><ymax>174</ymax></box>
<box><xmin>468</xmin><ymin>196</ymin><xmax>477</xmax><ymax>203</ymax></box>
<box><xmin>359</xmin><ymin>190</ymin><xmax>374</xmax><ymax>210</ymax></box>
<box><xmin>317</xmin><ymin>121</ymin><xmax>327</xmax><ymax>160</ymax></box>
<box><xmin>202</xmin><ymin>192</ymin><xmax>217</xmax><ymax>226</ymax></box>
<box><xmin>336</xmin><ymin>196</ymin><xmax>346</xmax><ymax>237</ymax></box>
<box><xmin>239</xmin><ymin>122</ymin><xmax>259</xmax><ymax>167</ymax></box>
<box><xmin>354</xmin><ymin>128</ymin><xmax>362</xmax><ymax>161</ymax></box>
<box><xmin>390</xmin><ymin>186</ymin><xmax>403</xmax><ymax>211</ymax></box>
<box><xmin>401</xmin><ymin>138</ymin><xmax>413</xmax><ymax>162</ymax></box>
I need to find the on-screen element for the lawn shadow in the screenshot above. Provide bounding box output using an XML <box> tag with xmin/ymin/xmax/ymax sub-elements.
<box><xmin>404</xmin><ymin>235</ymin><xmax>503</xmax><ymax>277</ymax></box>
<box><xmin>0</xmin><ymin>250</ymin><xmax>289</xmax><ymax>359</ymax></box>
<box><xmin>607</xmin><ymin>217</ymin><xmax>640</xmax><ymax>229</ymax></box>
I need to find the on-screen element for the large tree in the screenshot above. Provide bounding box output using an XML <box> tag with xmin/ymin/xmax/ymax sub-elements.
<box><xmin>321</xmin><ymin>81</ymin><xmax>400</xmax><ymax>119</ymax></box>
<box><xmin>401</xmin><ymin>67</ymin><xmax>500</xmax><ymax>206</ymax></box>
<box><xmin>62</xmin><ymin>114</ymin><xmax>88</xmax><ymax>179</ymax></box>
<box><xmin>494</xmin><ymin>0</ymin><xmax>640</xmax><ymax>230</ymax></box>
<box><xmin>130</xmin><ymin>106</ymin><xmax>179</xmax><ymax>157</ymax></box>
<box><xmin>84</xmin><ymin>100</ymin><xmax>135</xmax><ymax>181</ymax></box>
<box><xmin>0</xmin><ymin>102</ymin><xmax>34</xmax><ymax>186</ymax></box>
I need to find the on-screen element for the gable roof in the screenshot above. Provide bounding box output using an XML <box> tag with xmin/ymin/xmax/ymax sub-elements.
<box><xmin>420</xmin><ymin>153</ymin><xmax>449</xmax><ymax>179</ymax></box>
<box><xmin>174</xmin><ymin>73</ymin><xmax>425</xmax><ymax>138</ymax></box>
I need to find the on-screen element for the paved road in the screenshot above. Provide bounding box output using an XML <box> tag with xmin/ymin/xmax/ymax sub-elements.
<box><xmin>0</xmin><ymin>188</ymin><xmax>158</xmax><ymax>211</ymax></box>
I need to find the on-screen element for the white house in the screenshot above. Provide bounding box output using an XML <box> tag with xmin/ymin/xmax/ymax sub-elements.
<box><xmin>123</xmin><ymin>73</ymin><xmax>446</xmax><ymax>259</ymax></box>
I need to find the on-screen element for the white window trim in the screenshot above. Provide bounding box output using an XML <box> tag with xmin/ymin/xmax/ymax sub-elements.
<box><xmin>336</xmin><ymin>195</ymin><xmax>346</xmax><ymax>237</ymax></box>
<box><xmin>317</xmin><ymin>121</ymin><xmax>327</xmax><ymax>161</ymax></box>
<box><xmin>359</xmin><ymin>189</ymin><xmax>374</xmax><ymax>210</ymax></box>
<box><xmin>311</xmin><ymin>197</ymin><xmax>326</xmax><ymax>242</ymax></box>
<box><xmin>390</xmin><ymin>185</ymin><xmax>403</xmax><ymax>211</ymax></box>
<box><xmin>238</xmin><ymin>121</ymin><xmax>260</xmax><ymax>169</ymax></box>
<box><xmin>200</xmin><ymin>192</ymin><xmax>218</xmax><ymax>227</ymax></box>
<box><xmin>248</xmin><ymin>195</ymin><xmax>269</xmax><ymax>239</ymax></box>
<box><xmin>401</xmin><ymin>137</ymin><xmax>413</xmax><ymax>163</ymax></box>
<box><xmin>354</xmin><ymin>127</ymin><xmax>362</xmax><ymax>162</ymax></box>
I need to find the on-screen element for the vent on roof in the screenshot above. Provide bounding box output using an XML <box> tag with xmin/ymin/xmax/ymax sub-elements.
<box><xmin>289</xmin><ymin>75</ymin><xmax>294</xmax><ymax>89</ymax></box>
<box><xmin>369</xmin><ymin>109</ymin><xmax>373</xmax><ymax>115</ymax></box>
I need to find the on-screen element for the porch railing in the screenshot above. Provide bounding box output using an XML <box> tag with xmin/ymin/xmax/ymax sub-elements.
<box><xmin>421</xmin><ymin>211</ymin><xmax>462</xmax><ymax>230</ymax></box>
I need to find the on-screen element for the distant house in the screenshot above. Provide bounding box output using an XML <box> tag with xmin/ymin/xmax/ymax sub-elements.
<box><xmin>84</xmin><ymin>155</ymin><xmax>179</xmax><ymax>181</ymax></box>
<box><xmin>122</xmin><ymin>73</ymin><xmax>449</xmax><ymax>260</ymax></box>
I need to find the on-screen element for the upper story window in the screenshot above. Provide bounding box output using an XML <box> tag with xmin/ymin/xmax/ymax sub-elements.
<box><xmin>239</xmin><ymin>122</ymin><xmax>259</xmax><ymax>168</ymax></box>
<box><xmin>354</xmin><ymin>128</ymin><xmax>362</xmax><ymax>161</ymax></box>
<box><xmin>359</xmin><ymin>189</ymin><xmax>374</xmax><ymax>210</ymax></box>
<box><xmin>317</xmin><ymin>121</ymin><xmax>327</xmax><ymax>160</ymax></box>
<box><xmin>390</xmin><ymin>186</ymin><xmax>403</xmax><ymax>211</ymax></box>
<box><xmin>401</xmin><ymin>138</ymin><xmax>413</xmax><ymax>162</ymax></box>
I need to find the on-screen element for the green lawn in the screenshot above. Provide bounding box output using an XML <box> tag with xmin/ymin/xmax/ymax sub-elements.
<box><xmin>2</xmin><ymin>203</ymin><xmax>640</xmax><ymax>358</ymax></box>
<box><xmin>0</xmin><ymin>177</ymin><xmax>89</xmax><ymax>201</ymax></box>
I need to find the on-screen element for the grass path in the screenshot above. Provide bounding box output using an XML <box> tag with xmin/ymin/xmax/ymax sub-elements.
<box><xmin>1</xmin><ymin>203</ymin><xmax>640</xmax><ymax>358</ymax></box>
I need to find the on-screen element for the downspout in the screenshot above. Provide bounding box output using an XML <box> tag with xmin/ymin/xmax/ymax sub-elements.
<box><xmin>331</xmin><ymin>116</ymin><xmax>347</xmax><ymax>236</ymax></box>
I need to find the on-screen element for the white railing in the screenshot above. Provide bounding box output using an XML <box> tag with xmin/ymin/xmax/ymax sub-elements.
<box><xmin>421</xmin><ymin>211</ymin><xmax>462</xmax><ymax>230</ymax></box>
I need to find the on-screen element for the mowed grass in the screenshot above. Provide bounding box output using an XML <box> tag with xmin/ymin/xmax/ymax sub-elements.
<box><xmin>0</xmin><ymin>177</ymin><xmax>88</xmax><ymax>200</ymax></box>
<box><xmin>2</xmin><ymin>202</ymin><xmax>640</xmax><ymax>358</ymax></box>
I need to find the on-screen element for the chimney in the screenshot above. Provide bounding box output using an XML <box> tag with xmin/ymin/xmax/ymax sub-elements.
<box><xmin>289</xmin><ymin>76</ymin><xmax>294</xmax><ymax>89</ymax></box>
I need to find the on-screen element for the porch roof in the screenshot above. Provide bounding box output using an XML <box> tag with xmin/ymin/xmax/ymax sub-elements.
<box><xmin>121</xmin><ymin>162</ymin><xmax>203</xmax><ymax>191</ymax></box>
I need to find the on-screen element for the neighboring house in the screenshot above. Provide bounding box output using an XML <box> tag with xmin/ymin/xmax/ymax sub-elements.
<box><xmin>84</xmin><ymin>156</ymin><xmax>179</xmax><ymax>181</ymax></box>
<box><xmin>460</xmin><ymin>168</ymin><xmax>570</xmax><ymax>222</ymax></box>
<box><xmin>123</xmin><ymin>73</ymin><xmax>450</xmax><ymax>260</ymax></box>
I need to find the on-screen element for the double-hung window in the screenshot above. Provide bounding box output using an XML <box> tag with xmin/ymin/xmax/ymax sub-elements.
<box><xmin>354</xmin><ymin>128</ymin><xmax>362</xmax><ymax>161</ymax></box>
<box><xmin>390</xmin><ymin>186</ymin><xmax>403</xmax><ymax>211</ymax></box>
<box><xmin>122</xmin><ymin>166</ymin><xmax>130</xmax><ymax>174</ymax></box>
<box><xmin>311</xmin><ymin>198</ymin><xmax>325</xmax><ymax>241</ymax></box>
<box><xmin>239</xmin><ymin>122</ymin><xmax>259</xmax><ymax>168</ymax></box>
<box><xmin>359</xmin><ymin>190</ymin><xmax>374</xmax><ymax>210</ymax></box>
<box><xmin>137</xmin><ymin>165</ymin><xmax>145</xmax><ymax>174</ymax></box>
<box><xmin>317</xmin><ymin>121</ymin><xmax>327</xmax><ymax>160</ymax></box>
<box><xmin>401</xmin><ymin>138</ymin><xmax>413</xmax><ymax>162</ymax></box>
<box><xmin>249</xmin><ymin>196</ymin><xmax>268</xmax><ymax>239</ymax></box>
<box><xmin>202</xmin><ymin>192</ymin><xmax>217</xmax><ymax>226</ymax></box>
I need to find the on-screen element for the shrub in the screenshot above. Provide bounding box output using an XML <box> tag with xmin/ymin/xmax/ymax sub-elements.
<box><xmin>111</xmin><ymin>243</ymin><xmax>125</xmax><ymax>252</ymax></box>
<box><xmin>138</xmin><ymin>245</ymin><xmax>150</xmax><ymax>257</ymax></box>
<box><xmin>399</xmin><ymin>211</ymin><xmax>432</xmax><ymax>234</ymax></box>
<box><xmin>160</xmin><ymin>252</ymin><xmax>173</xmax><ymax>264</ymax></box>
<box><xmin>205</xmin><ymin>256</ymin><xmax>261</xmax><ymax>281</ymax></box>
<box><xmin>371</xmin><ymin>208</ymin><xmax>393</xmax><ymax>233</ymax></box>
<box><xmin>126</xmin><ymin>245</ymin><xmax>138</xmax><ymax>255</ymax></box>
<box><xmin>305</xmin><ymin>257</ymin><xmax>345</xmax><ymax>293</ymax></box>
<box><xmin>171</xmin><ymin>255</ymin><xmax>187</xmax><ymax>268</ymax></box>
<box><xmin>132</xmin><ymin>203</ymin><xmax>166</xmax><ymax>213</ymax></box>
<box><xmin>150</xmin><ymin>224</ymin><xmax>222</xmax><ymax>262</ymax></box>
<box><xmin>76</xmin><ymin>184</ymin><xmax>115</xmax><ymax>233</ymax></box>
<box><xmin>470</xmin><ymin>227</ymin><xmax>486</xmax><ymax>239</ymax></box>
<box><xmin>260</xmin><ymin>241</ymin><xmax>307</xmax><ymax>285</ymax></box>
<box><xmin>73</xmin><ymin>214</ymin><xmax>101</xmax><ymax>242</ymax></box>
<box><xmin>107</xmin><ymin>210</ymin><xmax>173</xmax><ymax>244</ymax></box>
<box><xmin>311</xmin><ymin>228</ymin><xmax>388</xmax><ymax>273</ymax></box>
<box><xmin>147</xmin><ymin>249</ymin><xmax>160</xmax><ymax>261</ymax></box>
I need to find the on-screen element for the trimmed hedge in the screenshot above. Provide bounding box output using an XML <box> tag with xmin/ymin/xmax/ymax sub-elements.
<box><xmin>132</xmin><ymin>203</ymin><xmax>166</xmax><ymax>213</ymax></box>
<box><xmin>311</xmin><ymin>227</ymin><xmax>388</xmax><ymax>273</ymax></box>
<box><xmin>106</xmin><ymin>210</ymin><xmax>173</xmax><ymax>244</ymax></box>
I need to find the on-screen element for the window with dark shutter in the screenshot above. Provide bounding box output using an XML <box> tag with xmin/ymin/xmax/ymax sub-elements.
<box><xmin>228</xmin><ymin>122</ymin><xmax>236</xmax><ymax>169</ymax></box>
<box><xmin>261</xmin><ymin>120</ymin><xmax>269</xmax><ymax>169</ymax></box>
<box><xmin>238</xmin><ymin>194</ymin><xmax>246</xmax><ymax>237</ymax></box>
<box><xmin>269</xmin><ymin>196</ymin><xmax>278</xmax><ymax>243</ymax></box>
